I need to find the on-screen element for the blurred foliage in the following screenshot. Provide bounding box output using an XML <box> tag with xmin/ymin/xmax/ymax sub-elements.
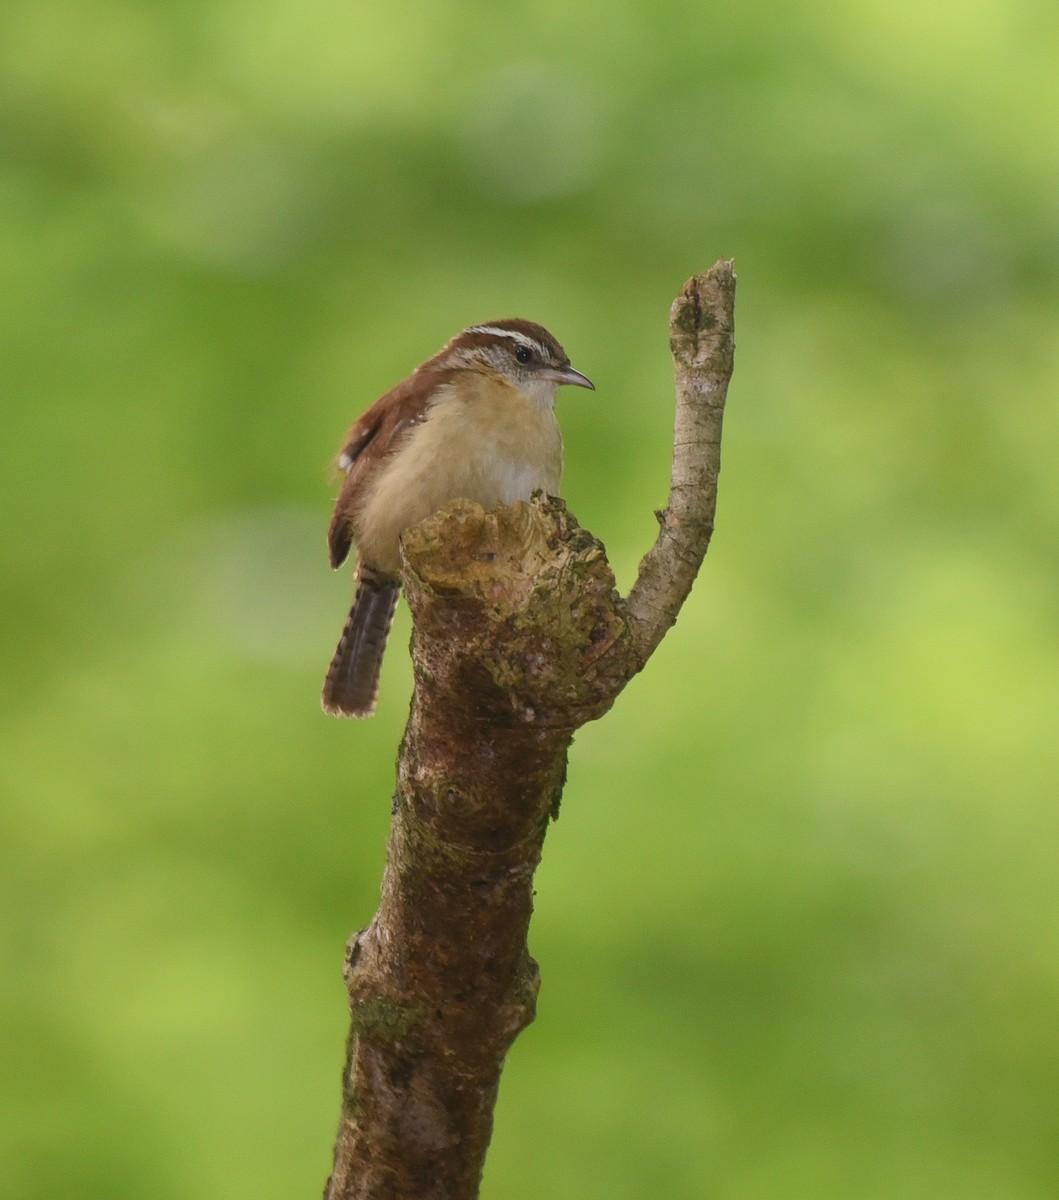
<box><xmin>2</xmin><ymin>0</ymin><xmax>1058</xmax><ymax>1196</ymax></box>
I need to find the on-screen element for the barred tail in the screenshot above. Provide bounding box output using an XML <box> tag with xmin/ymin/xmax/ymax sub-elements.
<box><xmin>322</xmin><ymin>564</ymin><xmax>399</xmax><ymax>719</ymax></box>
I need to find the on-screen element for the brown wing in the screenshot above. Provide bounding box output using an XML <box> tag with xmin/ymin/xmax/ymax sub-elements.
<box><xmin>327</xmin><ymin>367</ymin><xmax>453</xmax><ymax>569</ymax></box>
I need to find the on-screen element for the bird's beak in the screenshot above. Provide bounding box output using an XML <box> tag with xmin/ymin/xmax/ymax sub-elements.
<box><xmin>550</xmin><ymin>364</ymin><xmax>595</xmax><ymax>390</ymax></box>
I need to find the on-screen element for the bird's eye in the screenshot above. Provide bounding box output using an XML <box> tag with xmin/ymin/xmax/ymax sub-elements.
<box><xmin>514</xmin><ymin>344</ymin><xmax>533</xmax><ymax>364</ymax></box>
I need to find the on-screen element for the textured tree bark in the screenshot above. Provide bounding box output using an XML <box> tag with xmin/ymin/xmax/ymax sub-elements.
<box><xmin>324</xmin><ymin>262</ymin><xmax>736</xmax><ymax>1200</ymax></box>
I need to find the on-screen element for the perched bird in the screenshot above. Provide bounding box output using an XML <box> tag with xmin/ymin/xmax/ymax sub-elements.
<box><xmin>322</xmin><ymin>319</ymin><xmax>594</xmax><ymax>718</ymax></box>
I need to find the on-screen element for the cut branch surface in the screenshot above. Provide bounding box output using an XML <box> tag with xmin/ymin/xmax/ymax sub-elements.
<box><xmin>324</xmin><ymin>263</ymin><xmax>736</xmax><ymax>1200</ymax></box>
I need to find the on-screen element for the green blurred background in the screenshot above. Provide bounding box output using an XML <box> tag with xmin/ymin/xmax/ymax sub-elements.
<box><xmin>3</xmin><ymin>0</ymin><xmax>1058</xmax><ymax>1196</ymax></box>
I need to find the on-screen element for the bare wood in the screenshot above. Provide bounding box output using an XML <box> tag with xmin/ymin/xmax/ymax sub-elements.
<box><xmin>324</xmin><ymin>263</ymin><xmax>735</xmax><ymax>1199</ymax></box>
<box><xmin>625</xmin><ymin>261</ymin><xmax>736</xmax><ymax>662</ymax></box>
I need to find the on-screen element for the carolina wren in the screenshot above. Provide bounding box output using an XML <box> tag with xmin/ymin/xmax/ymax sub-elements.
<box><xmin>322</xmin><ymin>319</ymin><xmax>594</xmax><ymax>718</ymax></box>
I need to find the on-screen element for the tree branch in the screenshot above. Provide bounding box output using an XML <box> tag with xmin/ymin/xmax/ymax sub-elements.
<box><xmin>625</xmin><ymin>261</ymin><xmax>736</xmax><ymax>662</ymax></box>
<box><xmin>324</xmin><ymin>263</ymin><xmax>736</xmax><ymax>1200</ymax></box>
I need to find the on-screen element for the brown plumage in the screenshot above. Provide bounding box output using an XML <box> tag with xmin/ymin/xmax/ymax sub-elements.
<box><xmin>320</xmin><ymin>563</ymin><xmax>399</xmax><ymax>718</ymax></box>
<box><xmin>322</xmin><ymin>318</ymin><xmax>593</xmax><ymax>718</ymax></box>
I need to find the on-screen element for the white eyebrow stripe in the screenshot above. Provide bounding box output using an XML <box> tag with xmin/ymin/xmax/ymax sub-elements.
<box><xmin>466</xmin><ymin>325</ymin><xmax>544</xmax><ymax>354</ymax></box>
